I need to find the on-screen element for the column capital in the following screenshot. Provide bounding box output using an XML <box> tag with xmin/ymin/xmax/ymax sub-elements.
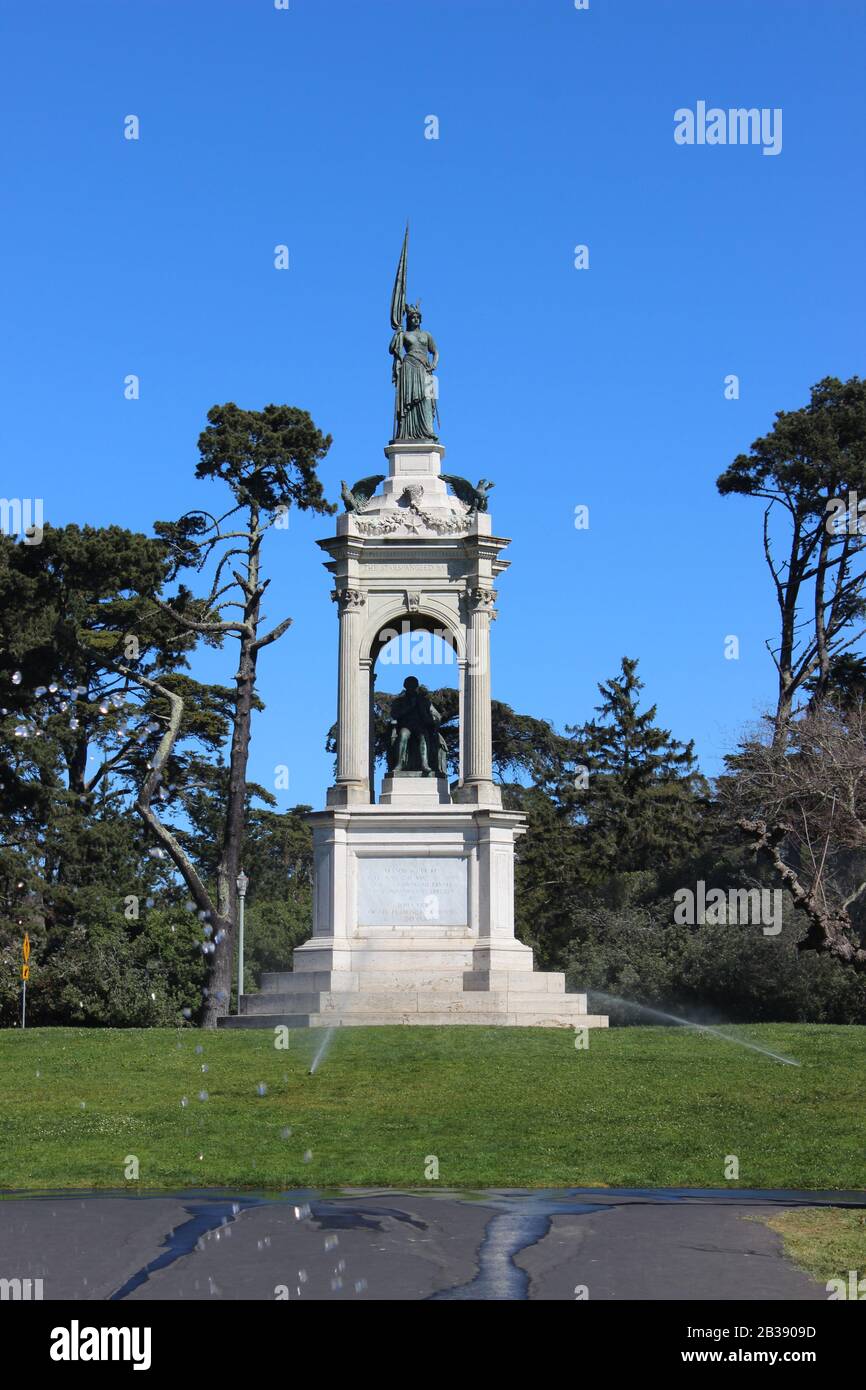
<box><xmin>467</xmin><ymin>587</ymin><xmax>497</xmax><ymax>614</ymax></box>
<box><xmin>331</xmin><ymin>587</ymin><xmax>366</xmax><ymax>612</ymax></box>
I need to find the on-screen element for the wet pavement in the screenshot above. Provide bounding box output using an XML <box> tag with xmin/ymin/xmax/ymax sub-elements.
<box><xmin>1</xmin><ymin>1188</ymin><xmax>862</xmax><ymax>1301</ymax></box>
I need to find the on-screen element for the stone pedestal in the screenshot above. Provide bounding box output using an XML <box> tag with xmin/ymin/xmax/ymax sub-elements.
<box><xmin>378</xmin><ymin>773</ymin><xmax>451</xmax><ymax>807</ymax></box>
<box><xmin>222</xmin><ymin>801</ymin><xmax>607</xmax><ymax>1030</ymax></box>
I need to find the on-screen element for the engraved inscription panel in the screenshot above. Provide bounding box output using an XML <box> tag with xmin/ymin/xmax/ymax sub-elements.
<box><xmin>357</xmin><ymin>856</ymin><xmax>468</xmax><ymax>928</ymax></box>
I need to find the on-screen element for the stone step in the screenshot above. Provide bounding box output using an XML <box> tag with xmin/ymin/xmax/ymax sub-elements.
<box><xmin>220</xmin><ymin>1013</ymin><xmax>314</xmax><ymax>1030</ymax></box>
<box><xmin>508</xmin><ymin>993</ymin><xmax>586</xmax><ymax>1012</ymax></box>
<box><xmin>463</xmin><ymin>971</ymin><xmax>565</xmax><ymax>993</ymax></box>
<box><xmin>241</xmin><ymin>989</ymin><xmax>589</xmax><ymax>1016</ymax></box>
<box><xmin>261</xmin><ymin>971</ymin><xmax>357</xmax><ymax>993</ymax></box>
<box><xmin>242</xmin><ymin>992</ymin><xmax>327</xmax><ymax>1015</ymax></box>
<box><xmin>291</xmin><ymin>941</ymin><xmax>537</xmax><ymax>977</ymax></box>
<box><xmin>300</xmin><ymin>950</ymin><xmax>478</xmax><ymax>971</ymax></box>
<box><xmin>258</xmin><ymin>969</ymin><xmax>561</xmax><ymax>995</ymax></box>
<box><xmin>219</xmin><ymin>1012</ymin><xmax>609</xmax><ymax>1031</ymax></box>
<box><xmin>243</xmin><ymin>989</ymin><xmax>509</xmax><ymax>1015</ymax></box>
<box><xmin>414</xmin><ymin>991</ymin><xmax>588</xmax><ymax>1015</ymax></box>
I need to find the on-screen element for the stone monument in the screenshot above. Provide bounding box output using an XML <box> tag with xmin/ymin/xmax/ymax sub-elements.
<box><xmin>225</xmin><ymin>230</ymin><xmax>607</xmax><ymax>1030</ymax></box>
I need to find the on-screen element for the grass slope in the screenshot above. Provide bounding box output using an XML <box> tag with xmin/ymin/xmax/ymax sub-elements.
<box><xmin>1</xmin><ymin>1024</ymin><xmax>864</xmax><ymax>1191</ymax></box>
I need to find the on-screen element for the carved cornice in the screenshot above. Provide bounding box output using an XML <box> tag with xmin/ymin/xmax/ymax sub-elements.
<box><xmin>354</xmin><ymin>496</ymin><xmax>470</xmax><ymax>538</ymax></box>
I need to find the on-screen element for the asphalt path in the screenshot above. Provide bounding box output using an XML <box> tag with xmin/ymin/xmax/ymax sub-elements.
<box><xmin>0</xmin><ymin>1189</ymin><xmax>861</xmax><ymax>1301</ymax></box>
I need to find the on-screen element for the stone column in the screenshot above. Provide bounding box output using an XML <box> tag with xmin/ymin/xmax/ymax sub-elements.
<box><xmin>457</xmin><ymin>658</ymin><xmax>466</xmax><ymax>783</ymax></box>
<box><xmin>459</xmin><ymin>587</ymin><xmax>500</xmax><ymax>805</ymax></box>
<box><xmin>365</xmin><ymin>657</ymin><xmax>376</xmax><ymax>801</ymax></box>
<box><xmin>329</xmin><ymin>588</ymin><xmax>368</xmax><ymax>804</ymax></box>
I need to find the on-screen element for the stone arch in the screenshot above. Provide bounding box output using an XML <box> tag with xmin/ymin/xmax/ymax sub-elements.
<box><xmin>362</xmin><ymin>599</ymin><xmax>466</xmax><ymax>666</ymax></box>
<box><xmin>361</xmin><ymin>600</ymin><xmax>466</xmax><ymax>797</ymax></box>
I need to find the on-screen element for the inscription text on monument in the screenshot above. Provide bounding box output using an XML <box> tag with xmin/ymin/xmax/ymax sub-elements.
<box><xmin>357</xmin><ymin>856</ymin><xmax>469</xmax><ymax>928</ymax></box>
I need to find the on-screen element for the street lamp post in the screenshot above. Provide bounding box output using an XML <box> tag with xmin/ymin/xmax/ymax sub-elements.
<box><xmin>236</xmin><ymin>868</ymin><xmax>249</xmax><ymax>1015</ymax></box>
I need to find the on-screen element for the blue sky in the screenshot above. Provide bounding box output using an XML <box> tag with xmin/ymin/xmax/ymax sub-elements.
<box><xmin>2</xmin><ymin>0</ymin><xmax>864</xmax><ymax>808</ymax></box>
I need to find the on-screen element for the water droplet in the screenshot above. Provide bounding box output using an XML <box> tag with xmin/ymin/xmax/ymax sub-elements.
<box><xmin>48</xmin><ymin>683</ymin><xmax>58</xmax><ymax>694</ymax></box>
<box><xmin>181</xmin><ymin>1008</ymin><xmax>192</xmax><ymax>1019</ymax></box>
<box><xmin>330</xmin><ymin>1277</ymin><xmax>343</xmax><ymax>1291</ymax></box>
<box><xmin>293</xmin><ymin>1203</ymin><xmax>311</xmax><ymax>1220</ymax></box>
<box><xmin>198</xmin><ymin>1091</ymin><xmax>208</xmax><ymax>1102</ymax></box>
<box><xmin>324</xmin><ymin>1235</ymin><xmax>339</xmax><ymax>1252</ymax></box>
<box><xmin>69</xmin><ymin>718</ymin><xmax>79</xmax><ymax>731</ymax></box>
<box><xmin>194</xmin><ymin>1045</ymin><xmax>203</xmax><ymax>1054</ymax></box>
<box><xmin>11</xmin><ymin>671</ymin><xmax>22</xmax><ymax>685</ymax></box>
<box><xmin>302</xmin><ymin>1150</ymin><xmax>313</xmax><ymax>1164</ymax></box>
<box><xmin>201</xmin><ymin>1064</ymin><xmax>209</xmax><ymax>1073</ymax></box>
<box><xmin>180</xmin><ymin>1096</ymin><xmax>189</xmax><ymax>1108</ymax></box>
<box><xmin>34</xmin><ymin>686</ymin><xmax>46</xmax><ymax>697</ymax></box>
<box><xmin>98</xmin><ymin>703</ymin><xmax>109</xmax><ymax>715</ymax></box>
<box><xmin>14</xmin><ymin>726</ymin><xmax>26</xmax><ymax>738</ymax></box>
<box><xmin>256</xmin><ymin>1083</ymin><xmax>267</xmax><ymax>1097</ymax></box>
<box><xmin>298</xmin><ymin>1269</ymin><xmax>309</xmax><ymax>1283</ymax></box>
<box><xmin>354</xmin><ymin>1279</ymin><xmax>367</xmax><ymax>1294</ymax></box>
<box><xmin>280</xmin><ymin>1126</ymin><xmax>292</xmax><ymax>1140</ymax></box>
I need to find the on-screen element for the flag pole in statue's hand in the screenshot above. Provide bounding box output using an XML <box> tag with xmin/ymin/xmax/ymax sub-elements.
<box><xmin>390</xmin><ymin>222</ymin><xmax>409</xmax><ymax>333</ymax></box>
<box><xmin>389</xmin><ymin>224</ymin><xmax>409</xmax><ymax>438</ymax></box>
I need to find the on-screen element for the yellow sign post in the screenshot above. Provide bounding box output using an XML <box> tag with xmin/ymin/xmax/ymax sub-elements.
<box><xmin>21</xmin><ymin>932</ymin><xmax>30</xmax><ymax>1029</ymax></box>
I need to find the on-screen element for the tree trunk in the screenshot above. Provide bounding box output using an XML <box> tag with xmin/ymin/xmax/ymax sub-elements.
<box><xmin>202</xmin><ymin>506</ymin><xmax>261</xmax><ymax>1027</ymax></box>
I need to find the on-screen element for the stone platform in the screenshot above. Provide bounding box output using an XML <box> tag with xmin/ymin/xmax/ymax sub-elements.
<box><xmin>219</xmin><ymin>941</ymin><xmax>608</xmax><ymax>1029</ymax></box>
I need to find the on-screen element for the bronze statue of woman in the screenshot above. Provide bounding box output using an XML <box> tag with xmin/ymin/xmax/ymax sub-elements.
<box><xmin>390</xmin><ymin>303</ymin><xmax>439</xmax><ymax>442</ymax></box>
<box><xmin>388</xmin><ymin>228</ymin><xmax>439</xmax><ymax>442</ymax></box>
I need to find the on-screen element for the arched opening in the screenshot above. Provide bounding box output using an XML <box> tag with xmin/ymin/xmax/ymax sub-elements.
<box><xmin>368</xmin><ymin>612</ymin><xmax>462</xmax><ymax>802</ymax></box>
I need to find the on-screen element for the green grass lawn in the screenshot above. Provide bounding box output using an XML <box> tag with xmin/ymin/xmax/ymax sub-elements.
<box><xmin>758</xmin><ymin>1208</ymin><xmax>866</xmax><ymax>1288</ymax></box>
<box><xmin>1</xmin><ymin>1024</ymin><xmax>864</xmax><ymax>1191</ymax></box>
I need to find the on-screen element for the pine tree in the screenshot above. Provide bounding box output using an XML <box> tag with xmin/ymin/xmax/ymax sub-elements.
<box><xmin>566</xmin><ymin>657</ymin><xmax>706</xmax><ymax>878</ymax></box>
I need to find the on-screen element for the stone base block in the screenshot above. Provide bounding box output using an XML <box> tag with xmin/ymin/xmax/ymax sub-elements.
<box><xmin>379</xmin><ymin>774</ymin><xmax>451</xmax><ymax>808</ymax></box>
